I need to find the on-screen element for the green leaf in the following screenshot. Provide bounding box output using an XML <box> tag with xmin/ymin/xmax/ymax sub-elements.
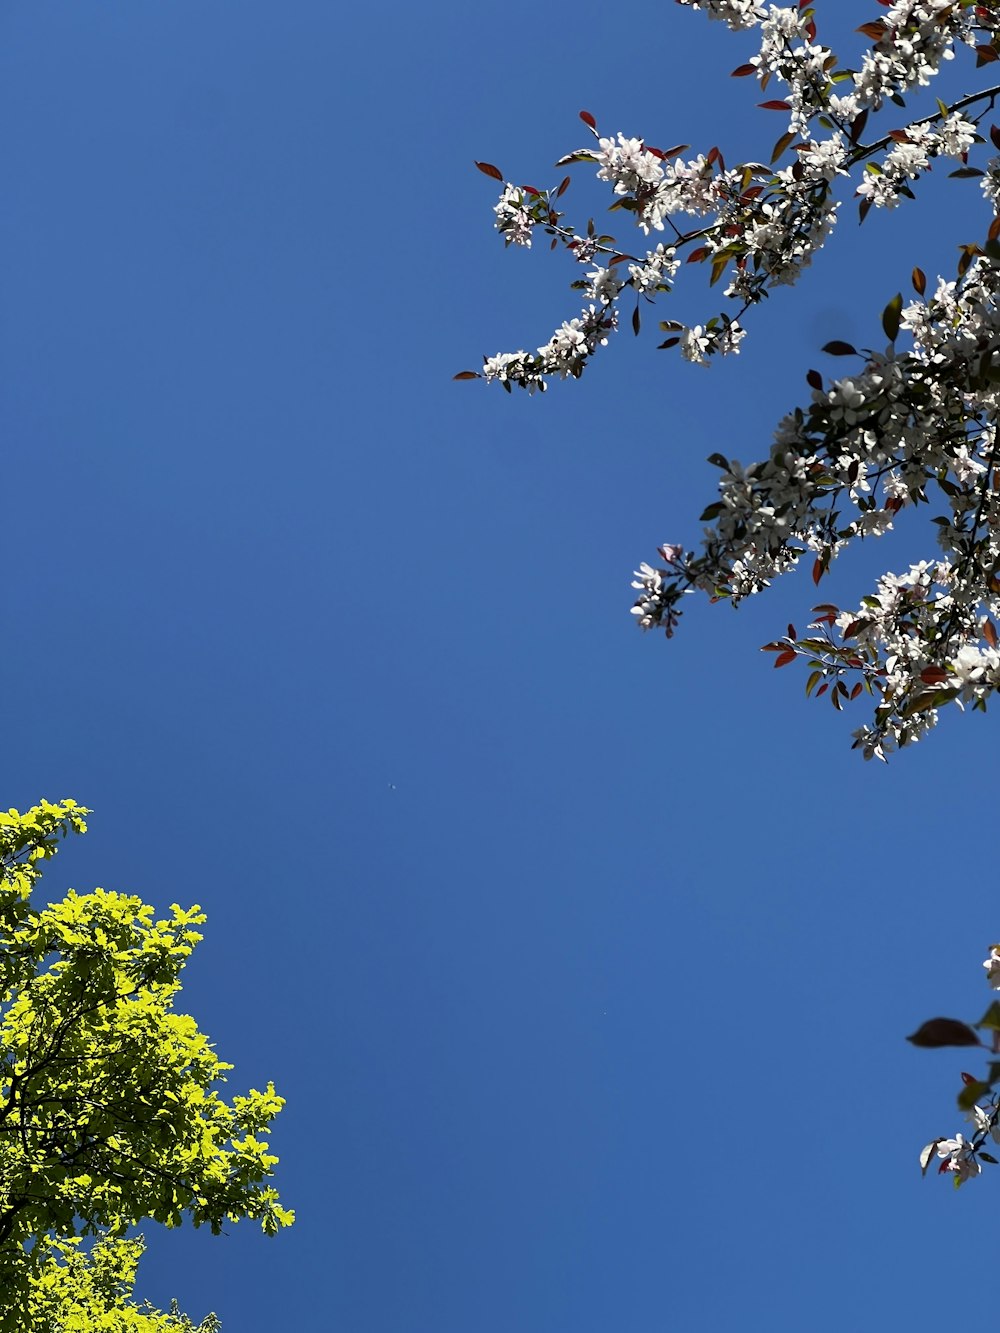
<box><xmin>881</xmin><ymin>291</ymin><xmax>903</xmax><ymax>342</ymax></box>
<box><xmin>957</xmin><ymin>1080</ymin><xmax>991</xmax><ymax>1110</ymax></box>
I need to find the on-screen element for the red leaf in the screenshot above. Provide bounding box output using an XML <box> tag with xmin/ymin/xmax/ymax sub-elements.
<box><xmin>453</xmin><ymin>371</ymin><xmax>481</xmax><ymax>380</ymax></box>
<box><xmin>848</xmin><ymin>109</ymin><xmax>874</xmax><ymax>144</ymax></box>
<box><xmin>812</xmin><ymin>558</ymin><xmax>824</xmax><ymax>586</ymax></box>
<box><xmin>912</xmin><ymin>266</ymin><xmax>926</xmax><ymax>296</ymax></box>
<box><xmin>731</xmin><ymin>63</ymin><xmax>757</xmax><ymax>77</ymax></box>
<box><xmin>686</xmin><ymin>247</ymin><xmax>708</xmax><ymax>263</ymax></box>
<box><xmin>579</xmin><ymin>110</ymin><xmax>597</xmax><ymax>131</ymax></box>
<box><xmin>985</xmin><ymin>620</ymin><xmax>998</xmax><ymax>650</ymax></box>
<box><xmin>920</xmin><ymin>666</ymin><xmax>948</xmax><ymax>685</ymax></box>
<box><xmin>555</xmin><ymin>176</ymin><xmax>571</xmax><ymax>198</ymax></box>
<box><xmin>474</xmin><ymin>161</ymin><xmax>504</xmax><ymax>181</ymax></box>
<box><xmin>759</xmin><ymin>100</ymin><xmax>792</xmax><ymax>111</ymax></box>
<box><xmin>774</xmin><ymin>650</ymin><xmax>796</xmax><ymax>668</ymax></box>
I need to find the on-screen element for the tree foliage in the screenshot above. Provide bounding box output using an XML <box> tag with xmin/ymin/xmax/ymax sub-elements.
<box><xmin>25</xmin><ymin>1233</ymin><xmax>219</xmax><ymax>1331</ymax></box>
<box><xmin>0</xmin><ymin>799</ymin><xmax>292</xmax><ymax>1329</ymax></box>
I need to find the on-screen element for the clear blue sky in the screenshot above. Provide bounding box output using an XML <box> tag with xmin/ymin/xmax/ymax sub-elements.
<box><xmin>2</xmin><ymin>2</ymin><xmax>997</xmax><ymax>1329</ymax></box>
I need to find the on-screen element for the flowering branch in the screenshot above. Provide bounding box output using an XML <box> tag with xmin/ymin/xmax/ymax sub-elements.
<box><xmin>913</xmin><ymin>946</ymin><xmax>1000</xmax><ymax>1187</ymax></box>
<box><xmin>463</xmin><ymin>0</ymin><xmax>1000</xmax><ymax>756</ymax></box>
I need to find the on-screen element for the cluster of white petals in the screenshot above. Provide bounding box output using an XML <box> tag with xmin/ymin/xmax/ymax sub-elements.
<box><xmin>493</xmin><ymin>185</ymin><xmax>535</xmax><ymax>248</ymax></box>
<box><xmin>675</xmin><ymin>0</ymin><xmax>765</xmax><ymax>30</ymax></box>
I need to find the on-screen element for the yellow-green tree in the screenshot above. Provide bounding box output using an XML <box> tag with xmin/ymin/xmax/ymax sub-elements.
<box><xmin>27</xmin><ymin>1233</ymin><xmax>219</xmax><ymax>1330</ymax></box>
<box><xmin>0</xmin><ymin>800</ymin><xmax>292</xmax><ymax>1330</ymax></box>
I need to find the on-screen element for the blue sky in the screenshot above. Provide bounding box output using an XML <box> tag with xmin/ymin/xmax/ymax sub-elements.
<box><xmin>2</xmin><ymin>2</ymin><xmax>998</xmax><ymax>1329</ymax></box>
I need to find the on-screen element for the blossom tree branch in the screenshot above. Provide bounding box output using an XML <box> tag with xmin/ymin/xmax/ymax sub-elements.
<box><xmin>462</xmin><ymin>0</ymin><xmax>1000</xmax><ymax>758</ymax></box>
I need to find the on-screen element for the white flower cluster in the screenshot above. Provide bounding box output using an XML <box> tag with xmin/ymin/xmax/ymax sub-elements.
<box><xmin>595</xmin><ymin>136</ymin><xmax>724</xmax><ymax>232</ymax></box>
<box><xmin>851</xmin><ymin>0</ymin><xmax>971</xmax><ymax>113</ymax></box>
<box><xmin>493</xmin><ymin>185</ymin><xmax>536</xmax><ymax>248</ymax></box>
<box><xmin>674</xmin><ymin>0</ymin><xmax>765</xmax><ymax>30</ymax></box>
<box><xmin>858</xmin><ymin>115</ymin><xmax>977</xmax><ymax>211</ymax></box>
<box><xmin>482</xmin><ymin>303</ymin><xmax>618</xmax><ymax>392</ymax></box>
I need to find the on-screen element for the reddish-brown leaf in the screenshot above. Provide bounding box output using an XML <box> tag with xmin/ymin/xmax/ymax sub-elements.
<box><xmin>920</xmin><ymin>666</ymin><xmax>948</xmax><ymax>685</ymax></box>
<box><xmin>579</xmin><ymin>110</ymin><xmax>597</xmax><ymax>131</ymax></box>
<box><xmin>474</xmin><ymin>161</ymin><xmax>504</xmax><ymax>181</ymax></box>
<box><xmin>985</xmin><ymin>620</ymin><xmax>999</xmax><ymax>650</ymax></box>
<box><xmin>912</xmin><ymin>266</ymin><xmax>926</xmax><ymax>295</ymax></box>
<box><xmin>907</xmin><ymin>1018</ymin><xmax>981</xmax><ymax>1049</ymax></box>
<box><xmin>731</xmin><ymin>63</ymin><xmax>757</xmax><ymax>77</ymax></box>
<box><xmin>774</xmin><ymin>650</ymin><xmax>797</xmax><ymax>668</ymax></box>
<box><xmin>453</xmin><ymin>371</ymin><xmax>481</xmax><ymax>380</ymax></box>
<box><xmin>812</xmin><ymin>558</ymin><xmax>824</xmax><ymax>586</ymax></box>
<box><xmin>759</xmin><ymin>100</ymin><xmax>792</xmax><ymax>111</ymax></box>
